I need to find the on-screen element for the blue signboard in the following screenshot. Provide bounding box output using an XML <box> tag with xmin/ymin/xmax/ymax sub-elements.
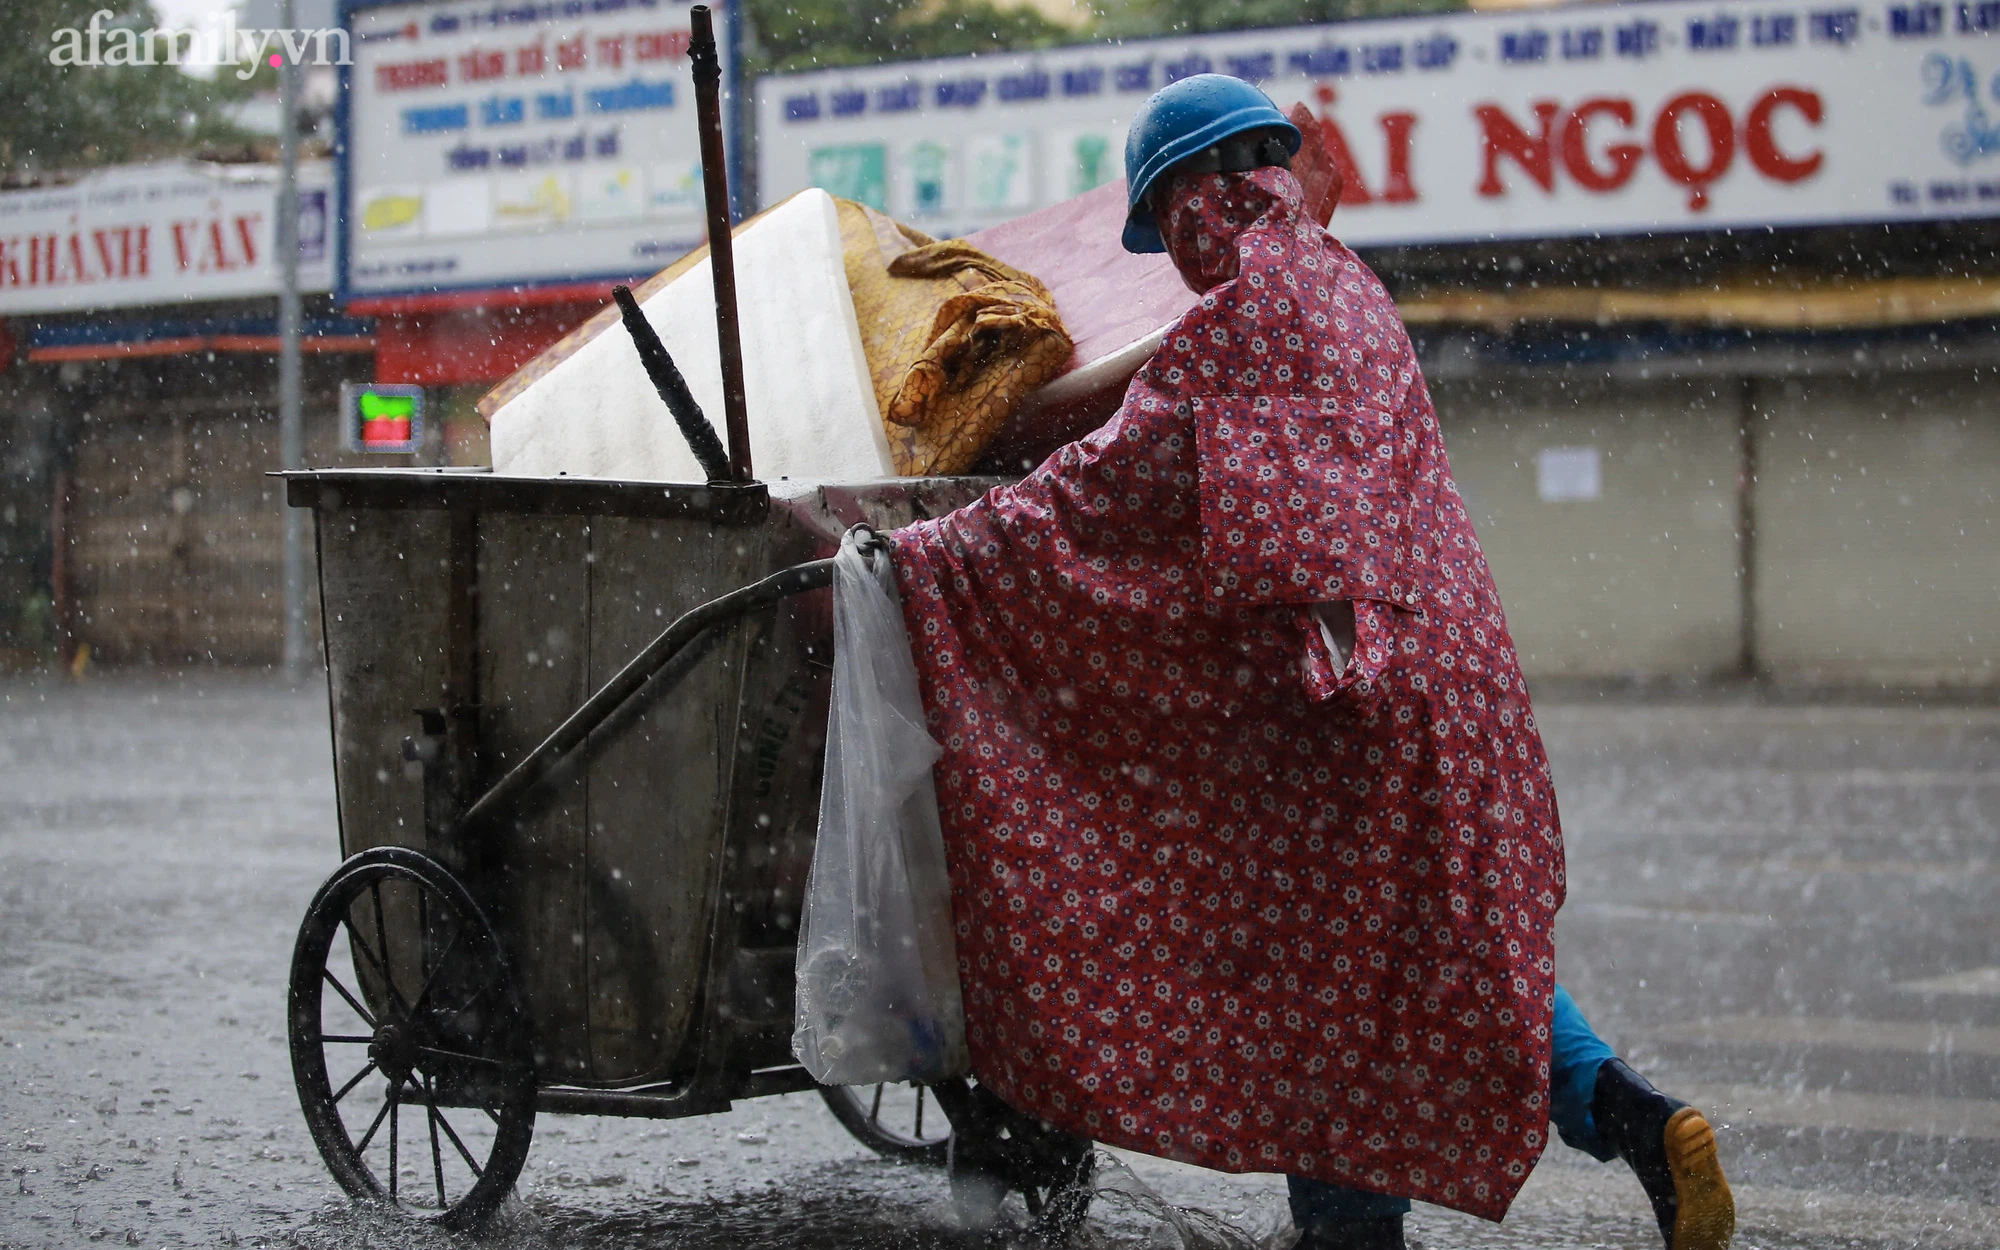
<box><xmin>338</xmin><ymin>0</ymin><xmax>742</xmax><ymax>307</ymax></box>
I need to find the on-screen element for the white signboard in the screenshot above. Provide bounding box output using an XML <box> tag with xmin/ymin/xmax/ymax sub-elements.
<box><xmin>341</xmin><ymin>0</ymin><xmax>739</xmax><ymax>307</ymax></box>
<box><xmin>757</xmin><ymin>0</ymin><xmax>2000</xmax><ymax>244</ymax></box>
<box><xmin>0</xmin><ymin>161</ymin><xmax>332</xmax><ymax>316</ymax></box>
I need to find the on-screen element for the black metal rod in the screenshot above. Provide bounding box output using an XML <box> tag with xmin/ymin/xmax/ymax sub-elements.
<box><xmin>530</xmin><ymin>1065</ymin><xmax>818</xmax><ymax>1119</ymax></box>
<box><xmin>612</xmin><ymin>284</ymin><xmax>731</xmax><ymax>483</ymax></box>
<box><xmin>450</xmin><ymin>557</ymin><xmax>835</xmax><ymax>838</ymax></box>
<box><xmin>535</xmin><ymin>1086</ymin><xmax>724</xmax><ymax>1120</ymax></box>
<box><xmin>689</xmin><ymin>5</ymin><xmax>753</xmax><ymax>483</ymax></box>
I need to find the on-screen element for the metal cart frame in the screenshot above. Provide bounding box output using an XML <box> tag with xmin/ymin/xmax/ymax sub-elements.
<box><xmin>286</xmin><ymin>10</ymin><xmax>1090</xmax><ymax>1229</ymax></box>
<box><xmin>283</xmin><ymin>470</ymin><xmax>1092</xmax><ymax>1233</ymax></box>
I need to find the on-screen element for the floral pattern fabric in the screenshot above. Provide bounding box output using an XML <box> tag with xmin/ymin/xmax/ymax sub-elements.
<box><xmin>887</xmin><ymin>167</ymin><xmax>1564</xmax><ymax>1221</ymax></box>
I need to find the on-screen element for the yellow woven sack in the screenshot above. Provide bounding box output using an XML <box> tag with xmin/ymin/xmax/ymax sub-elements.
<box><xmin>837</xmin><ymin>200</ymin><xmax>1072</xmax><ymax>476</ymax></box>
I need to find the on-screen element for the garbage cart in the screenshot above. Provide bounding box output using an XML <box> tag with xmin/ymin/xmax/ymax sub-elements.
<box><xmin>283</xmin><ymin>468</ymin><xmax>1094</xmax><ymax>1231</ymax></box>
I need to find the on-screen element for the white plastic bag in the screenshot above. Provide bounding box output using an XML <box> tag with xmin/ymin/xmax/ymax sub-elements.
<box><xmin>792</xmin><ymin>529</ymin><xmax>969</xmax><ymax>1086</ymax></box>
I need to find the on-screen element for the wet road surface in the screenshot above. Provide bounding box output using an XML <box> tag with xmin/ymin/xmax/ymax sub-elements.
<box><xmin>1</xmin><ymin>676</ymin><xmax>1996</xmax><ymax>1249</ymax></box>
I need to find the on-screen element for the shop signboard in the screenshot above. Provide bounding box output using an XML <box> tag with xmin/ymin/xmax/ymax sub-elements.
<box><xmin>339</xmin><ymin>0</ymin><xmax>740</xmax><ymax>309</ymax></box>
<box><xmin>756</xmin><ymin>0</ymin><xmax>2000</xmax><ymax>245</ymax></box>
<box><xmin>0</xmin><ymin>161</ymin><xmax>333</xmax><ymax>316</ymax></box>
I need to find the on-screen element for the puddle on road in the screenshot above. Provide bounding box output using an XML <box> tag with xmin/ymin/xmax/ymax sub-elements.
<box><xmin>283</xmin><ymin>1190</ymin><xmax>981</xmax><ymax>1250</ymax></box>
<box><xmin>278</xmin><ymin>1153</ymin><xmax>1284</xmax><ymax>1250</ymax></box>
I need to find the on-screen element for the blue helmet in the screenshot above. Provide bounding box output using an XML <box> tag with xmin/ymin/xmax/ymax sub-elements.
<box><xmin>1122</xmin><ymin>74</ymin><xmax>1302</xmax><ymax>254</ymax></box>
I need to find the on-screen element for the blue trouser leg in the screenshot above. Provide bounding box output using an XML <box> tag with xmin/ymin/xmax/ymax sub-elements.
<box><xmin>1288</xmin><ymin>984</ymin><xmax>1622</xmax><ymax>1227</ymax></box>
<box><xmin>1548</xmin><ymin>983</ymin><xmax>1619</xmax><ymax>1161</ymax></box>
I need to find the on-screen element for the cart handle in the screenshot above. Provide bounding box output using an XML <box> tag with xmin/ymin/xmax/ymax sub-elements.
<box><xmin>612</xmin><ymin>284</ymin><xmax>732</xmax><ymax>484</ymax></box>
<box><xmin>450</xmin><ymin>552</ymin><xmax>840</xmax><ymax>839</ymax></box>
<box><xmin>690</xmin><ymin>4</ymin><xmax>752</xmax><ymax>483</ymax></box>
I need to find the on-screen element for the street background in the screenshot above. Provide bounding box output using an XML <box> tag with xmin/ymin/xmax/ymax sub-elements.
<box><xmin>4</xmin><ymin>0</ymin><xmax>1998</xmax><ymax>1244</ymax></box>
<box><xmin>2</xmin><ymin>677</ymin><xmax>1994</xmax><ymax>1249</ymax></box>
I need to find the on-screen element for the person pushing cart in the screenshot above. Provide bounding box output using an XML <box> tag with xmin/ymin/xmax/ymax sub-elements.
<box><xmin>884</xmin><ymin>74</ymin><xmax>1737</xmax><ymax>1250</ymax></box>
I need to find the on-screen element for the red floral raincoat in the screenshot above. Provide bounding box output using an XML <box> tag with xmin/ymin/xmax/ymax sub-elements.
<box><xmin>887</xmin><ymin>167</ymin><xmax>1564</xmax><ymax>1220</ymax></box>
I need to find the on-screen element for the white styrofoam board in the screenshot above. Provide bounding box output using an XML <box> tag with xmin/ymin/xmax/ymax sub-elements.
<box><xmin>490</xmin><ymin>188</ymin><xmax>892</xmax><ymax>484</ymax></box>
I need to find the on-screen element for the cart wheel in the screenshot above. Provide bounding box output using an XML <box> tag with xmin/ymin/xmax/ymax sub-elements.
<box><xmin>931</xmin><ymin>1078</ymin><xmax>1094</xmax><ymax>1244</ymax></box>
<box><xmin>818</xmin><ymin>1081</ymin><xmax>951</xmax><ymax>1165</ymax></box>
<box><xmin>287</xmin><ymin>846</ymin><xmax>536</xmax><ymax>1230</ymax></box>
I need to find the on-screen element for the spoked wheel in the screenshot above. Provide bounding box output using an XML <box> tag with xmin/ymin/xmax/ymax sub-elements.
<box><xmin>287</xmin><ymin>846</ymin><xmax>536</xmax><ymax>1229</ymax></box>
<box><xmin>930</xmin><ymin>1078</ymin><xmax>1095</xmax><ymax>1244</ymax></box>
<box><xmin>818</xmin><ymin>1081</ymin><xmax>951</xmax><ymax>1165</ymax></box>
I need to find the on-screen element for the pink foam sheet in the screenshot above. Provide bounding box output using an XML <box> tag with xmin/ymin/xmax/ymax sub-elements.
<box><xmin>968</xmin><ymin>105</ymin><xmax>1341</xmax><ymax>470</ymax></box>
<box><xmin>964</xmin><ymin>180</ymin><xmax>1195</xmax><ymax>468</ymax></box>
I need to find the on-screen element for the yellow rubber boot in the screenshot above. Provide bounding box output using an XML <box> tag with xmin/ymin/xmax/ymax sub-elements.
<box><xmin>1592</xmin><ymin>1058</ymin><xmax>1736</xmax><ymax>1250</ymax></box>
<box><xmin>1662</xmin><ymin>1105</ymin><xmax>1735</xmax><ymax>1250</ymax></box>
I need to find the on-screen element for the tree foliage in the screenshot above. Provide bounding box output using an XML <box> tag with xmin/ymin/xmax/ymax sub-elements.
<box><xmin>747</xmin><ymin>0</ymin><xmax>1080</xmax><ymax>73</ymax></box>
<box><xmin>1</xmin><ymin>0</ymin><xmax>1472</xmax><ymax>171</ymax></box>
<box><xmin>0</xmin><ymin>0</ymin><xmax>256</xmax><ymax>174</ymax></box>
<box><xmin>743</xmin><ymin>0</ymin><xmax>1467</xmax><ymax>72</ymax></box>
<box><xmin>1095</xmin><ymin>0</ymin><xmax>1463</xmax><ymax>39</ymax></box>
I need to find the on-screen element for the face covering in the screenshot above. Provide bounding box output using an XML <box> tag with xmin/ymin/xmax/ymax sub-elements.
<box><xmin>1154</xmin><ymin>165</ymin><xmax>1303</xmax><ymax>294</ymax></box>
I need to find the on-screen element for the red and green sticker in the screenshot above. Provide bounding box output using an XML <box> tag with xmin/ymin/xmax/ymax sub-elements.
<box><xmin>358</xmin><ymin>391</ymin><xmax>415</xmax><ymax>445</ymax></box>
<box><xmin>342</xmin><ymin>383</ymin><xmax>424</xmax><ymax>453</ymax></box>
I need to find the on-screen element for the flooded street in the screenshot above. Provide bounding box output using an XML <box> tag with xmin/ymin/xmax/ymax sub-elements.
<box><xmin>2</xmin><ymin>677</ymin><xmax>1996</xmax><ymax>1250</ymax></box>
